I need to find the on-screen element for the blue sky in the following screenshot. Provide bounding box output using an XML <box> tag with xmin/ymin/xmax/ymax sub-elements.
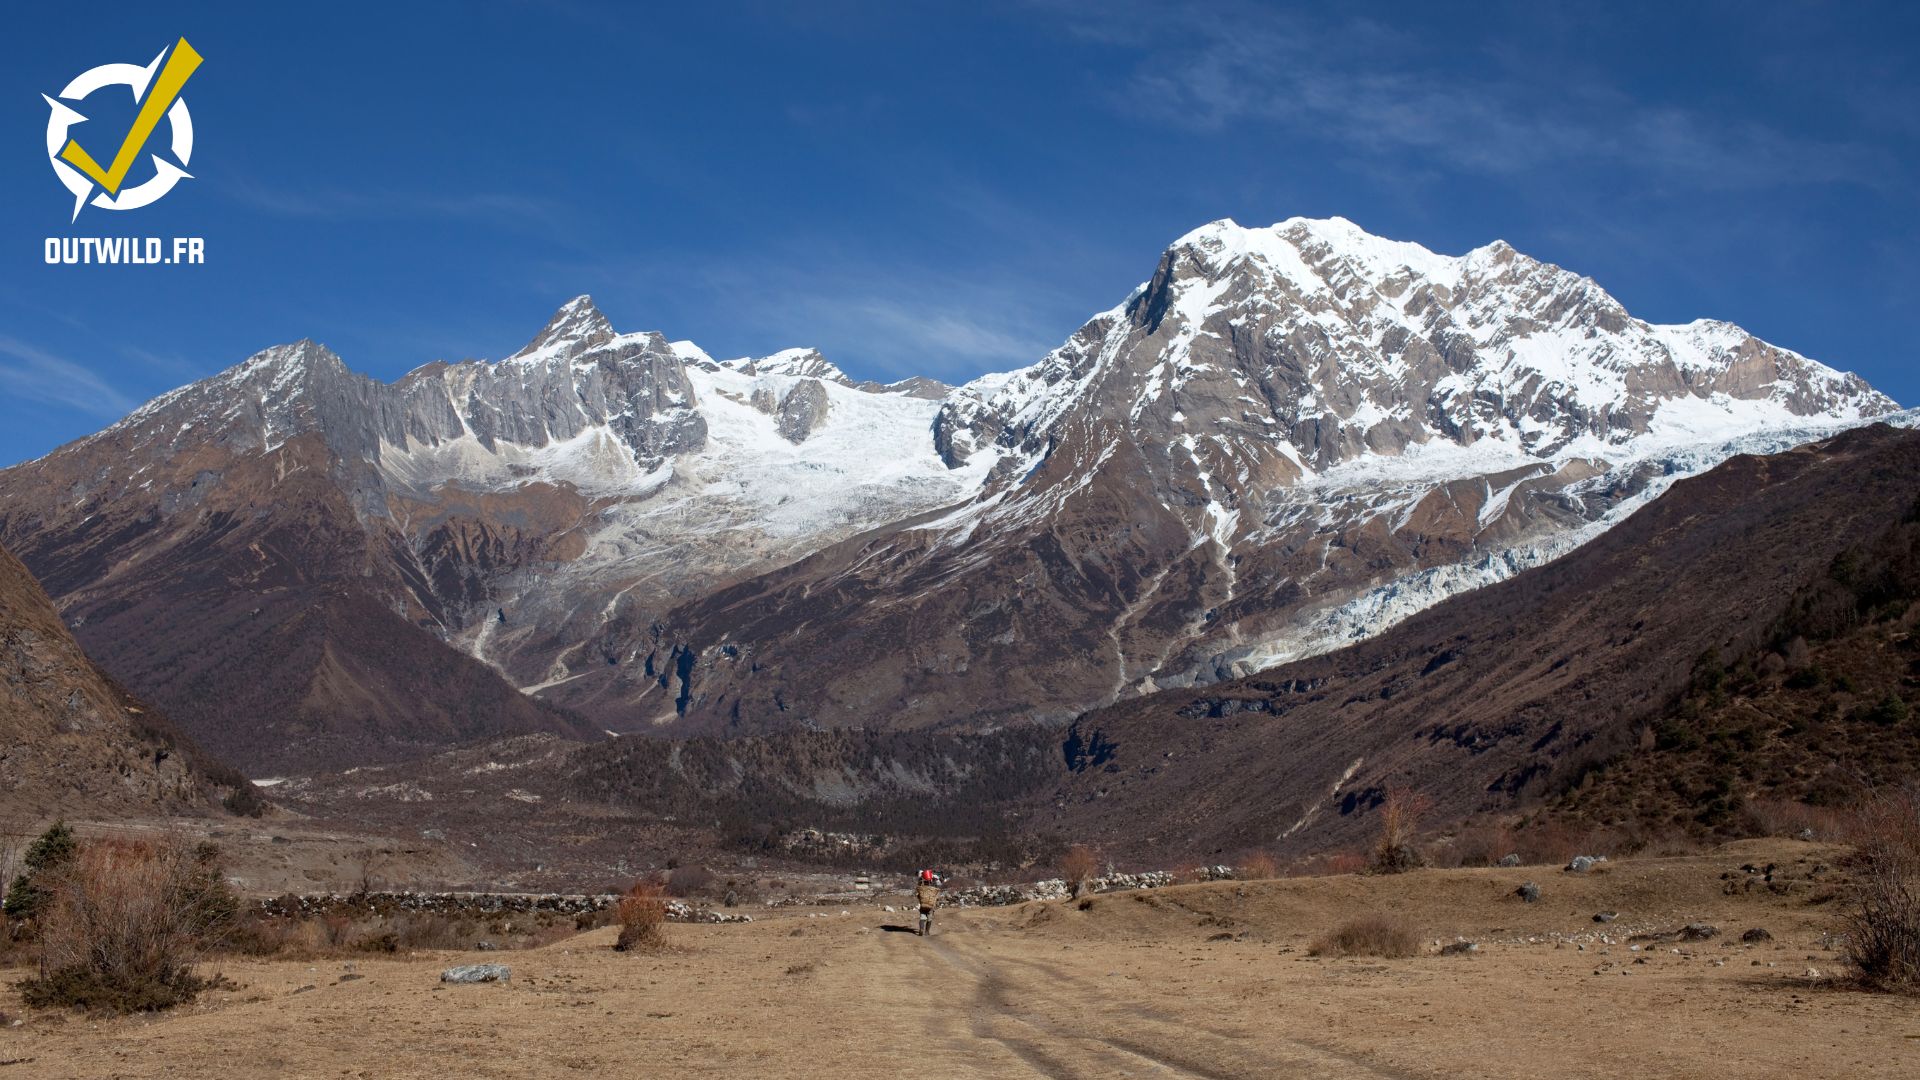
<box><xmin>2</xmin><ymin>1</ymin><xmax>1915</xmax><ymax>466</ymax></box>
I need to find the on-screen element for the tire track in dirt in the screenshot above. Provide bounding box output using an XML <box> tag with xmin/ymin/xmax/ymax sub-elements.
<box><xmin>921</xmin><ymin>928</ymin><xmax>1234</xmax><ymax>1079</ymax></box>
<box><xmin>926</xmin><ymin>930</ymin><xmax>1426</xmax><ymax>1079</ymax></box>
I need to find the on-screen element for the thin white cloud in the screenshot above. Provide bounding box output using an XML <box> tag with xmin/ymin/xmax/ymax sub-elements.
<box><xmin>0</xmin><ymin>336</ymin><xmax>137</xmax><ymax>418</ymax></box>
<box><xmin>1046</xmin><ymin>0</ymin><xmax>1899</xmax><ymax>193</ymax></box>
<box><xmin>683</xmin><ymin>264</ymin><xmax>1073</xmax><ymax>382</ymax></box>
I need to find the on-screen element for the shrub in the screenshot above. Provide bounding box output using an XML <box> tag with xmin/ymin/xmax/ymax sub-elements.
<box><xmin>1370</xmin><ymin>788</ymin><xmax>1432</xmax><ymax>874</ymax></box>
<box><xmin>1237</xmin><ymin>852</ymin><xmax>1279</xmax><ymax>880</ymax></box>
<box><xmin>1059</xmin><ymin>845</ymin><xmax>1099</xmax><ymax>898</ymax></box>
<box><xmin>1843</xmin><ymin>788</ymin><xmax>1920</xmax><ymax>993</ymax></box>
<box><xmin>20</xmin><ymin>835</ymin><xmax>235</xmax><ymax>1012</ymax></box>
<box><xmin>613</xmin><ymin>882</ymin><xmax>667</xmax><ymax>952</ymax></box>
<box><xmin>3</xmin><ymin>822</ymin><xmax>78</xmax><ymax>924</ymax></box>
<box><xmin>1857</xmin><ymin>693</ymin><xmax>1911</xmax><ymax>728</ymax></box>
<box><xmin>1323</xmin><ymin>852</ymin><xmax>1368</xmax><ymax>876</ymax></box>
<box><xmin>1309</xmin><ymin>914</ymin><xmax>1419</xmax><ymax>958</ymax></box>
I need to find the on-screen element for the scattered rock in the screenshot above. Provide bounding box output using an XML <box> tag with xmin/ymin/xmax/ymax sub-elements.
<box><xmin>1565</xmin><ymin>855</ymin><xmax>1606</xmax><ymax>874</ymax></box>
<box><xmin>336</xmin><ymin>974</ymin><xmax>364</xmax><ymax>984</ymax></box>
<box><xmin>1631</xmin><ymin>923</ymin><xmax>1719</xmax><ymax>945</ymax></box>
<box><xmin>1741</xmin><ymin>927</ymin><xmax>1773</xmax><ymax>943</ymax></box>
<box><xmin>1515</xmin><ymin>882</ymin><xmax>1541</xmax><ymax>903</ymax></box>
<box><xmin>1438</xmin><ymin>942</ymin><xmax>1479</xmax><ymax>956</ymax></box>
<box><xmin>1593</xmin><ymin>911</ymin><xmax>1618</xmax><ymax>923</ymax></box>
<box><xmin>663</xmin><ymin>900</ymin><xmax>752</xmax><ymax>924</ymax></box>
<box><xmin>290</xmin><ymin>984</ymin><xmax>316</xmax><ymax>995</ymax></box>
<box><xmin>1804</xmin><ymin>967</ymin><xmax>1822</xmax><ymax>979</ymax></box>
<box><xmin>474</xmin><ymin>941</ymin><xmax>498</xmax><ymax>951</ymax></box>
<box><xmin>441</xmin><ymin>964</ymin><xmax>510</xmax><ymax>984</ymax></box>
<box><xmin>1497</xmin><ymin>854</ymin><xmax>1522</xmax><ymax>867</ymax></box>
<box><xmin>944</xmin><ymin>871</ymin><xmax>1174</xmax><ymax>909</ymax></box>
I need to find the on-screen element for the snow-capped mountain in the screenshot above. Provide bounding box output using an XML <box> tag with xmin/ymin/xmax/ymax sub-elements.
<box><xmin>0</xmin><ymin>217</ymin><xmax>1900</xmax><ymax>762</ymax></box>
<box><xmin>0</xmin><ymin>294</ymin><xmax>983</xmax><ymax>762</ymax></box>
<box><xmin>603</xmin><ymin>217</ymin><xmax>1896</xmax><ymax>733</ymax></box>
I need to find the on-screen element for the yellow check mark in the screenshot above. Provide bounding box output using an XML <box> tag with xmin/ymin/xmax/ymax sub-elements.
<box><xmin>59</xmin><ymin>37</ymin><xmax>202</xmax><ymax>196</ymax></box>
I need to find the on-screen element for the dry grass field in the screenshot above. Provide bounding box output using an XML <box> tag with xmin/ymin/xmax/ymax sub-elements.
<box><xmin>3</xmin><ymin>840</ymin><xmax>1915</xmax><ymax>1079</ymax></box>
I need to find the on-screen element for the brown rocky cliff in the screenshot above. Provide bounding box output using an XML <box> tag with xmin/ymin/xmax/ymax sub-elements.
<box><xmin>0</xmin><ymin>542</ymin><xmax>217</xmax><ymax>822</ymax></box>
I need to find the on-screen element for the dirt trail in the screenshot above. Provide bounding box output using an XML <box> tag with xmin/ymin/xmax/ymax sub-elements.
<box><xmin>4</xmin><ymin>844</ymin><xmax>1917</xmax><ymax>1078</ymax></box>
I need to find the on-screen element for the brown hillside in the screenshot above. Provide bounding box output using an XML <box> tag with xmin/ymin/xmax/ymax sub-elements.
<box><xmin>0</xmin><ymin>543</ymin><xmax>240</xmax><ymax>822</ymax></box>
<box><xmin>1038</xmin><ymin>423</ymin><xmax>1920</xmax><ymax>862</ymax></box>
<box><xmin>0</xmin><ymin>431</ymin><xmax>595</xmax><ymax>773</ymax></box>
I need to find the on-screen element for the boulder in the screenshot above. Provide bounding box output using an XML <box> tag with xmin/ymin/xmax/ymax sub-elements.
<box><xmin>1515</xmin><ymin>881</ymin><xmax>1541</xmax><ymax>903</ymax></box>
<box><xmin>1565</xmin><ymin>855</ymin><xmax>1605</xmax><ymax>874</ymax></box>
<box><xmin>441</xmin><ymin>963</ymin><xmax>510</xmax><ymax>984</ymax></box>
<box><xmin>1497</xmin><ymin>854</ymin><xmax>1522</xmax><ymax>867</ymax></box>
<box><xmin>1741</xmin><ymin>927</ymin><xmax>1773</xmax><ymax>943</ymax></box>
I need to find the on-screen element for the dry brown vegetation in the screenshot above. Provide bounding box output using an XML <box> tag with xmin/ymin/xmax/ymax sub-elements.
<box><xmin>226</xmin><ymin>909</ymin><xmax>581</xmax><ymax>959</ymax></box>
<box><xmin>1059</xmin><ymin>845</ymin><xmax>1099</xmax><ymax>897</ymax></box>
<box><xmin>1370</xmin><ymin>787</ymin><xmax>1433</xmax><ymax>873</ymax></box>
<box><xmin>19</xmin><ymin>835</ymin><xmax>234</xmax><ymax>1013</ymax></box>
<box><xmin>613</xmin><ymin>882</ymin><xmax>667</xmax><ymax>952</ymax></box>
<box><xmin>1844</xmin><ymin>788</ymin><xmax>1920</xmax><ymax>993</ymax></box>
<box><xmin>1237</xmin><ymin>852</ymin><xmax>1279</xmax><ymax>880</ymax></box>
<box><xmin>1308</xmin><ymin>913</ymin><xmax>1420</xmax><ymax>958</ymax></box>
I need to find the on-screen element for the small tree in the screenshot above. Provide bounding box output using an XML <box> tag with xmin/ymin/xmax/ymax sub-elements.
<box><xmin>4</xmin><ymin>821</ymin><xmax>78</xmax><ymax>924</ymax></box>
<box><xmin>1059</xmin><ymin>845</ymin><xmax>1099</xmax><ymax>898</ymax></box>
<box><xmin>1371</xmin><ymin>787</ymin><xmax>1433</xmax><ymax>874</ymax></box>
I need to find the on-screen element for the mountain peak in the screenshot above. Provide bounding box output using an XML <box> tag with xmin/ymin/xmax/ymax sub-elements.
<box><xmin>1168</xmin><ymin>216</ymin><xmax>1465</xmax><ymax>293</ymax></box>
<box><xmin>723</xmin><ymin>348</ymin><xmax>853</xmax><ymax>386</ymax></box>
<box><xmin>510</xmin><ymin>295</ymin><xmax>616</xmax><ymax>364</ymax></box>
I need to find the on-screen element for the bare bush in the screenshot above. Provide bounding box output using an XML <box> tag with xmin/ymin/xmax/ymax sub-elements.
<box><xmin>1308</xmin><ymin>851</ymin><xmax>1367</xmax><ymax>876</ymax></box>
<box><xmin>1371</xmin><ymin>788</ymin><xmax>1433</xmax><ymax>874</ymax></box>
<box><xmin>614</xmin><ymin>882</ymin><xmax>667</xmax><ymax>952</ymax></box>
<box><xmin>1309</xmin><ymin>914</ymin><xmax>1420</xmax><ymax>958</ymax></box>
<box><xmin>1844</xmin><ymin>788</ymin><xmax>1920</xmax><ymax>993</ymax></box>
<box><xmin>21</xmin><ymin>836</ymin><xmax>235</xmax><ymax>1012</ymax></box>
<box><xmin>1237</xmin><ymin>852</ymin><xmax>1279</xmax><ymax>880</ymax></box>
<box><xmin>1059</xmin><ymin>845</ymin><xmax>1099</xmax><ymax>898</ymax></box>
